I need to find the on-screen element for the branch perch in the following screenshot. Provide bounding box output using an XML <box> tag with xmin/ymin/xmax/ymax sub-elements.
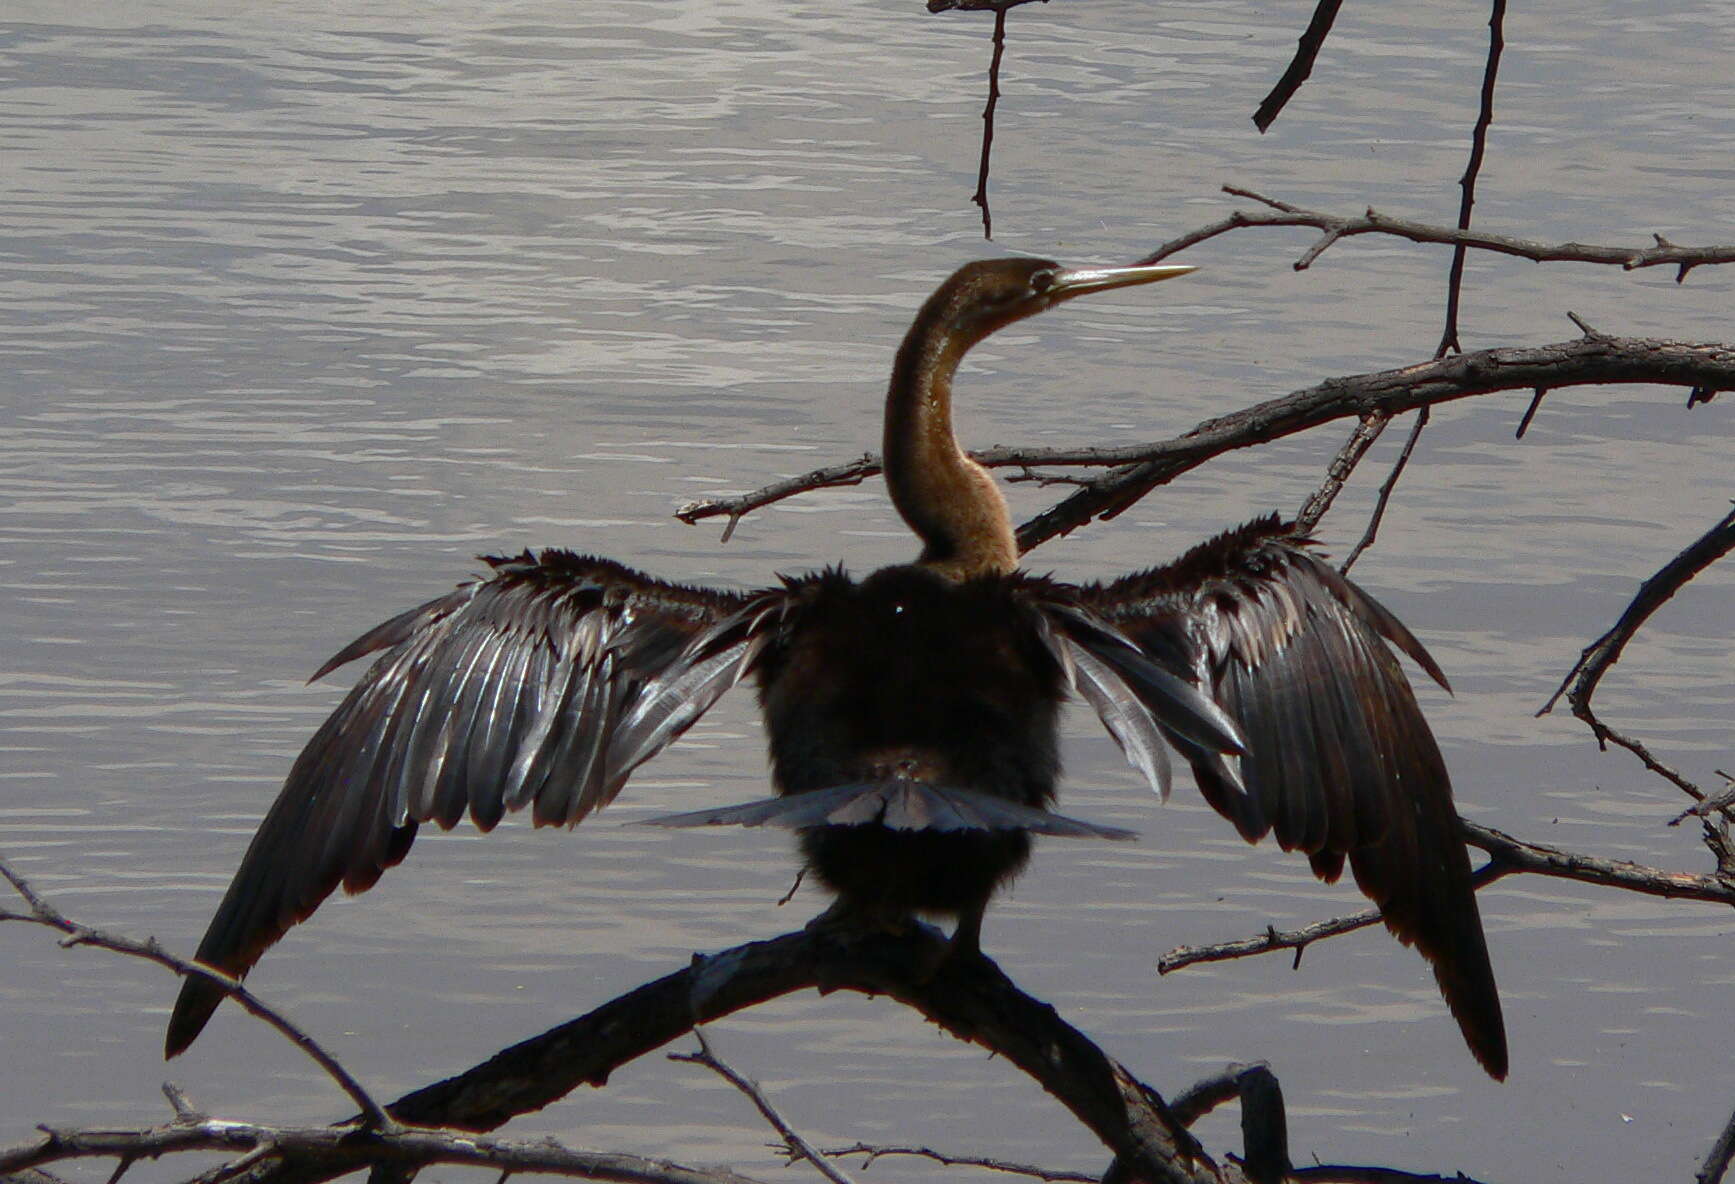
<box><xmin>678</xmin><ymin>335</ymin><xmax>1735</xmax><ymax>547</ymax></box>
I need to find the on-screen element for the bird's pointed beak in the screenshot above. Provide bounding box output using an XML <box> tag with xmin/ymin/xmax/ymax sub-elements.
<box><xmin>1045</xmin><ymin>263</ymin><xmax>1196</xmax><ymax>303</ymax></box>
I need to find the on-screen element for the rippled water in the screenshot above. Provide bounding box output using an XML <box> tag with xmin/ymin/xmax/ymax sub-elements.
<box><xmin>3</xmin><ymin>3</ymin><xmax>1732</xmax><ymax>1181</ymax></box>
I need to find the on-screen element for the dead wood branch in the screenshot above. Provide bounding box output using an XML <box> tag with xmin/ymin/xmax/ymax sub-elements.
<box><xmin>0</xmin><ymin>1117</ymin><xmax>765</xmax><ymax>1184</ymax></box>
<box><xmin>1253</xmin><ymin>0</ymin><xmax>1344</xmax><ymax>132</ymax></box>
<box><xmin>677</xmin><ymin>336</ymin><xmax>1734</xmax><ymax>546</ymax></box>
<box><xmin>0</xmin><ymin>859</ymin><xmax>391</xmax><ymax>1130</ymax></box>
<box><xmin>672</xmin><ymin>1028</ymin><xmax>856</xmax><ymax>1184</ymax></box>
<box><xmin>1016</xmin><ymin>334</ymin><xmax>1733</xmax><ymax>549</ymax></box>
<box><xmin>1138</xmin><ymin>186</ymin><xmax>1735</xmax><ymax>280</ymax></box>
<box><xmin>1540</xmin><ymin>505</ymin><xmax>1735</xmax><ymax>803</ymax></box>
<box><xmin>189</xmin><ymin>925</ymin><xmax>1221</xmax><ymax>1184</ymax></box>
<box><xmin>1160</xmin><ymin>820</ymin><xmax>1735</xmax><ymax>974</ymax></box>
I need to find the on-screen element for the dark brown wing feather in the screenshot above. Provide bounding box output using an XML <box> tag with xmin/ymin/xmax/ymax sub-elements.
<box><xmin>1081</xmin><ymin>515</ymin><xmax>1507</xmax><ymax>1080</ymax></box>
<box><xmin>165</xmin><ymin>552</ymin><xmax>767</xmax><ymax>1057</ymax></box>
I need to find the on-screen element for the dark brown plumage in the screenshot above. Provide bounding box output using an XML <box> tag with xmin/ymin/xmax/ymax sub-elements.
<box><xmin>166</xmin><ymin>258</ymin><xmax>1505</xmax><ymax>1079</ymax></box>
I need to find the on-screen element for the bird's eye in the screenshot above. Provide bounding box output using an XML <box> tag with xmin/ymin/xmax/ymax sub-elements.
<box><xmin>1029</xmin><ymin>269</ymin><xmax>1057</xmax><ymax>294</ymax></box>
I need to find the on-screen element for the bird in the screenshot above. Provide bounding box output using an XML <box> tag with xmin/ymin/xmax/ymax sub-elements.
<box><xmin>164</xmin><ymin>257</ymin><xmax>1506</xmax><ymax>1078</ymax></box>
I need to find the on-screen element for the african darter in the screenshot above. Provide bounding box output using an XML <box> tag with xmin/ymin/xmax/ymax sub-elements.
<box><xmin>165</xmin><ymin>258</ymin><xmax>1506</xmax><ymax>1078</ymax></box>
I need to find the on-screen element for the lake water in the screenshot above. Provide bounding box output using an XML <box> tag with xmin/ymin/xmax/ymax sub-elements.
<box><xmin>3</xmin><ymin>2</ymin><xmax>1732</xmax><ymax>1180</ymax></box>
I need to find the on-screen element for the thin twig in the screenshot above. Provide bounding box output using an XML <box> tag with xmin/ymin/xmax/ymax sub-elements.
<box><xmin>1438</xmin><ymin>0</ymin><xmax>1506</xmax><ymax>357</ymax></box>
<box><xmin>672</xmin><ymin>1028</ymin><xmax>856</xmax><ymax>1184</ymax></box>
<box><xmin>1293</xmin><ymin>411</ymin><xmax>1391</xmax><ymax>533</ymax></box>
<box><xmin>1340</xmin><ymin>408</ymin><xmax>1428</xmax><ymax>574</ymax></box>
<box><xmin>1159</xmin><ymin>820</ymin><xmax>1735</xmax><ymax>974</ymax></box>
<box><xmin>971</xmin><ymin>4</ymin><xmax>1009</xmax><ymax>238</ymax></box>
<box><xmin>1514</xmin><ymin>387</ymin><xmax>1548</xmax><ymax>437</ymax></box>
<box><xmin>1134</xmin><ymin>186</ymin><xmax>1735</xmax><ymax>279</ymax></box>
<box><xmin>1538</xmin><ymin>504</ymin><xmax>1735</xmax><ymax>800</ymax></box>
<box><xmin>821</xmin><ymin>1142</ymin><xmax>1094</xmax><ymax>1181</ymax></box>
<box><xmin>1253</xmin><ymin>0</ymin><xmax>1344</xmax><ymax>131</ymax></box>
<box><xmin>0</xmin><ymin>857</ymin><xmax>395</xmax><ymax>1131</ymax></box>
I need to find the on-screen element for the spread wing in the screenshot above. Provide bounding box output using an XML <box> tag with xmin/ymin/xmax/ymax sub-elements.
<box><xmin>166</xmin><ymin>551</ymin><xmax>778</xmax><ymax>1056</ymax></box>
<box><xmin>1076</xmin><ymin>515</ymin><xmax>1506</xmax><ymax>1080</ymax></box>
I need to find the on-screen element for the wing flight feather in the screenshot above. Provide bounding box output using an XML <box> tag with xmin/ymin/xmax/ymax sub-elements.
<box><xmin>165</xmin><ymin>552</ymin><xmax>773</xmax><ymax>1057</ymax></box>
<box><xmin>1076</xmin><ymin>515</ymin><xmax>1507</xmax><ymax>1079</ymax></box>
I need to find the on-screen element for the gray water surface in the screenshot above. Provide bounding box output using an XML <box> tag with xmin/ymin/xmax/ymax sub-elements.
<box><xmin>3</xmin><ymin>3</ymin><xmax>1733</xmax><ymax>1180</ymax></box>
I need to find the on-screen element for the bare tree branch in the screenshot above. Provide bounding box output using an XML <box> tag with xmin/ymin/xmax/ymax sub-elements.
<box><xmin>970</xmin><ymin>3</ymin><xmax>1009</xmax><ymax>238</ymax></box>
<box><xmin>671</xmin><ymin>1029</ymin><xmax>856</xmax><ymax>1184</ymax></box>
<box><xmin>1015</xmin><ymin>334</ymin><xmax>1734</xmax><ymax>550</ymax></box>
<box><xmin>1137</xmin><ymin>186</ymin><xmax>1735</xmax><ymax>279</ymax></box>
<box><xmin>1438</xmin><ymin>0</ymin><xmax>1506</xmax><ymax>357</ymax></box>
<box><xmin>193</xmin><ymin>925</ymin><xmax>1221</xmax><ymax>1184</ymax></box>
<box><xmin>1539</xmin><ymin>505</ymin><xmax>1735</xmax><ymax>803</ymax></box>
<box><xmin>819</xmin><ymin>1142</ymin><xmax>1095</xmax><ymax>1181</ymax></box>
<box><xmin>1159</xmin><ymin>819</ymin><xmax>1735</xmax><ymax>974</ymax></box>
<box><xmin>926</xmin><ymin>0</ymin><xmax>1047</xmax><ymax>11</ymax></box>
<box><xmin>0</xmin><ymin>1117</ymin><xmax>768</xmax><ymax>1184</ymax></box>
<box><xmin>1698</xmin><ymin>1098</ymin><xmax>1735</xmax><ymax>1184</ymax></box>
<box><xmin>1293</xmin><ymin>410</ymin><xmax>1391</xmax><ymax>534</ymax></box>
<box><xmin>1252</xmin><ymin>0</ymin><xmax>1344</xmax><ymax>132</ymax></box>
<box><xmin>677</xmin><ymin>336</ymin><xmax>1735</xmax><ymax>544</ymax></box>
<box><xmin>0</xmin><ymin>859</ymin><xmax>393</xmax><ymax>1131</ymax></box>
<box><xmin>1338</xmin><ymin>408</ymin><xmax>1427</xmax><ymax>574</ymax></box>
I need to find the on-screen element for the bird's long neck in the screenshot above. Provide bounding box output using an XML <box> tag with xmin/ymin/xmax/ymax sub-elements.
<box><xmin>883</xmin><ymin>312</ymin><xmax>1018</xmax><ymax>581</ymax></box>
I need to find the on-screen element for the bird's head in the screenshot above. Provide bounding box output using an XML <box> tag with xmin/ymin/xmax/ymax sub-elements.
<box><xmin>922</xmin><ymin>256</ymin><xmax>1196</xmax><ymax>350</ymax></box>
